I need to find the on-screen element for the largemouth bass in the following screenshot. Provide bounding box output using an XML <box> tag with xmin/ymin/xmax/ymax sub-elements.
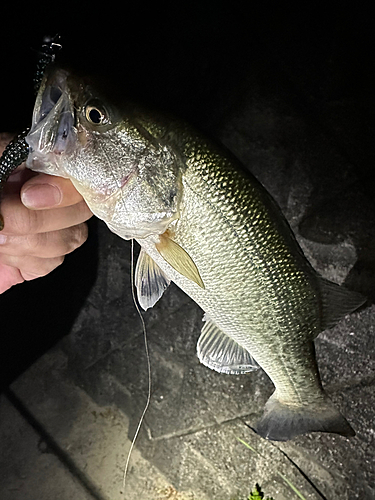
<box><xmin>24</xmin><ymin>66</ymin><xmax>365</xmax><ymax>441</ymax></box>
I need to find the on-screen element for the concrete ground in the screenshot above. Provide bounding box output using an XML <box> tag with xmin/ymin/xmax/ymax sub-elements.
<box><xmin>1</xmin><ymin>6</ymin><xmax>375</xmax><ymax>500</ymax></box>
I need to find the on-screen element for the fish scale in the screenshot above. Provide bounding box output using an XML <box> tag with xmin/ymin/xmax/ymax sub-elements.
<box><xmin>137</xmin><ymin>132</ymin><xmax>322</xmax><ymax>407</ymax></box>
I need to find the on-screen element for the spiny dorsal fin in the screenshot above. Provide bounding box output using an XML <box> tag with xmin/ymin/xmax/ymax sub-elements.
<box><xmin>197</xmin><ymin>316</ymin><xmax>259</xmax><ymax>374</ymax></box>
<box><xmin>135</xmin><ymin>248</ymin><xmax>171</xmax><ymax>310</ymax></box>
<box><xmin>318</xmin><ymin>277</ymin><xmax>366</xmax><ymax>331</ymax></box>
<box><xmin>155</xmin><ymin>233</ymin><xmax>205</xmax><ymax>289</ymax></box>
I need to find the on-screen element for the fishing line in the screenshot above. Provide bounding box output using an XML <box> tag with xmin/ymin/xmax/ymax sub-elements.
<box><xmin>121</xmin><ymin>239</ymin><xmax>152</xmax><ymax>496</ymax></box>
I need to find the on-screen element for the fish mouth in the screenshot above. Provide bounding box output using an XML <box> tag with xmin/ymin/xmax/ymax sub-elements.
<box><xmin>26</xmin><ymin>69</ymin><xmax>77</xmax><ymax>165</ymax></box>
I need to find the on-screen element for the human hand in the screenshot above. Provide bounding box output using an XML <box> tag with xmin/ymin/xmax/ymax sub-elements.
<box><xmin>0</xmin><ymin>133</ymin><xmax>93</xmax><ymax>294</ymax></box>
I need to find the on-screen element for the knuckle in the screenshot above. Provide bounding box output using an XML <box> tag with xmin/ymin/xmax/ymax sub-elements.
<box><xmin>77</xmin><ymin>222</ymin><xmax>89</xmax><ymax>245</ymax></box>
<box><xmin>63</xmin><ymin>223</ymin><xmax>89</xmax><ymax>254</ymax></box>
<box><xmin>42</xmin><ymin>255</ymin><xmax>64</xmax><ymax>275</ymax></box>
<box><xmin>6</xmin><ymin>204</ymin><xmax>41</xmax><ymax>235</ymax></box>
<box><xmin>21</xmin><ymin>224</ymin><xmax>88</xmax><ymax>259</ymax></box>
<box><xmin>77</xmin><ymin>200</ymin><xmax>93</xmax><ymax>222</ymax></box>
<box><xmin>24</xmin><ymin>233</ymin><xmax>43</xmax><ymax>254</ymax></box>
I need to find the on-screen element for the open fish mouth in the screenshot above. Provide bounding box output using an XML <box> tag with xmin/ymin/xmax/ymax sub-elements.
<box><xmin>26</xmin><ymin>69</ymin><xmax>77</xmax><ymax>168</ymax></box>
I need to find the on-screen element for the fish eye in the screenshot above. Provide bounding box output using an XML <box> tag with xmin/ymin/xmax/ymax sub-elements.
<box><xmin>84</xmin><ymin>101</ymin><xmax>109</xmax><ymax>125</ymax></box>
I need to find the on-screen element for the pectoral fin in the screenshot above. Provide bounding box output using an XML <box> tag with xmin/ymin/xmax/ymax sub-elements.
<box><xmin>197</xmin><ymin>316</ymin><xmax>259</xmax><ymax>374</ymax></box>
<box><xmin>156</xmin><ymin>233</ymin><xmax>204</xmax><ymax>289</ymax></box>
<box><xmin>135</xmin><ymin>248</ymin><xmax>171</xmax><ymax>310</ymax></box>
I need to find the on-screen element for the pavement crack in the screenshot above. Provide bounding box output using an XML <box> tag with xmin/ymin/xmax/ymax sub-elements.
<box><xmin>148</xmin><ymin>413</ymin><xmax>254</xmax><ymax>441</ymax></box>
<box><xmin>275</xmin><ymin>445</ymin><xmax>328</xmax><ymax>500</ymax></box>
<box><xmin>147</xmin><ymin>424</ymin><xmax>210</xmax><ymax>441</ymax></box>
<box><xmin>242</xmin><ymin>421</ymin><xmax>328</xmax><ymax>500</ymax></box>
<box><xmin>83</xmin><ymin>346</ymin><xmax>119</xmax><ymax>371</ymax></box>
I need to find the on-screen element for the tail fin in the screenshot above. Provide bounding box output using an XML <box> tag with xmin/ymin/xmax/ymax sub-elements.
<box><xmin>256</xmin><ymin>393</ymin><xmax>355</xmax><ymax>441</ymax></box>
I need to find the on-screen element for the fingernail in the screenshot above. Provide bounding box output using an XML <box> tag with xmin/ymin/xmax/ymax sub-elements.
<box><xmin>22</xmin><ymin>184</ymin><xmax>62</xmax><ymax>208</ymax></box>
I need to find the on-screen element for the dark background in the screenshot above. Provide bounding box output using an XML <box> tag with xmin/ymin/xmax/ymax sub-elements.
<box><xmin>1</xmin><ymin>3</ymin><xmax>375</xmax><ymax>390</ymax></box>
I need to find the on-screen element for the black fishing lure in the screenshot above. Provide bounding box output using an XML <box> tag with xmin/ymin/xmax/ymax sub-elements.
<box><xmin>33</xmin><ymin>35</ymin><xmax>62</xmax><ymax>94</ymax></box>
<box><xmin>0</xmin><ymin>35</ymin><xmax>61</xmax><ymax>230</ymax></box>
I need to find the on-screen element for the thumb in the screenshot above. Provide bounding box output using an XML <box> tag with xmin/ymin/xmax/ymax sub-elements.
<box><xmin>21</xmin><ymin>173</ymin><xmax>87</xmax><ymax>210</ymax></box>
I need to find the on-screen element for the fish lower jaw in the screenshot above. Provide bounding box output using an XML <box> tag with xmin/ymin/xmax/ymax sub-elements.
<box><xmin>26</xmin><ymin>153</ymin><xmax>68</xmax><ymax>178</ymax></box>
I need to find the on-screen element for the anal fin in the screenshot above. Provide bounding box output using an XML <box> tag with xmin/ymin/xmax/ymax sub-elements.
<box><xmin>135</xmin><ymin>248</ymin><xmax>171</xmax><ymax>310</ymax></box>
<box><xmin>197</xmin><ymin>316</ymin><xmax>259</xmax><ymax>374</ymax></box>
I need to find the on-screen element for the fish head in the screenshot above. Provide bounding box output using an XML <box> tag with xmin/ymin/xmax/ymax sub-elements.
<box><xmin>26</xmin><ymin>67</ymin><xmax>182</xmax><ymax>239</ymax></box>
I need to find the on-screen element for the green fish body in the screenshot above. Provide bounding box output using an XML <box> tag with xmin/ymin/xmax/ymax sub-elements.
<box><xmin>25</xmin><ymin>67</ymin><xmax>365</xmax><ymax>441</ymax></box>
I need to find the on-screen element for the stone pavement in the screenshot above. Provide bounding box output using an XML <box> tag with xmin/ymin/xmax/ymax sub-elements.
<box><xmin>1</xmin><ymin>7</ymin><xmax>375</xmax><ymax>500</ymax></box>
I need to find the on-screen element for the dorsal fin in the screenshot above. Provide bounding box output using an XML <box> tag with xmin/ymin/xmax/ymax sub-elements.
<box><xmin>135</xmin><ymin>248</ymin><xmax>171</xmax><ymax>310</ymax></box>
<box><xmin>156</xmin><ymin>233</ymin><xmax>205</xmax><ymax>289</ymax></box>
<box><xmin>318</xmin><ymin>277</ymin><xmax>366</xmax><ymax>331</ymax></box>
<box><xmin>197</xmin><ymin>316</ymin><xmax>259</xmax><ymax>374</ymax></box>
